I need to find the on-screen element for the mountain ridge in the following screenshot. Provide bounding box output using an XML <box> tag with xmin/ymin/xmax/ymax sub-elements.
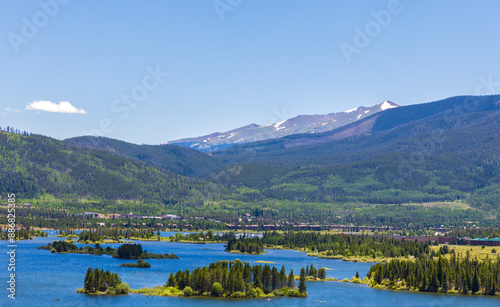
<box><xmin>168</xmin><ymin>101</ymin><xmax>398</xmax><ymax>152</ymax></box>
<box><xmin>212</xmin><ymin>95</ymin><xmax>500</xmax><ymax>164</ymax></box>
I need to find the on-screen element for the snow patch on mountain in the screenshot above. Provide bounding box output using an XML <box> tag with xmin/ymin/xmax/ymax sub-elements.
<box><xmin>274</xmin><ymin>120</ymin><xmax>286</xmax><ymax>129</ymax></box>
<box><xmin>380</xmin><ymin>101</ymin><xmax>398</xmax><ymax>111</ymax></box>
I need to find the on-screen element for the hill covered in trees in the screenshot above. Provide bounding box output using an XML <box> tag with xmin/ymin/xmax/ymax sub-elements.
<box><xmin>65</xmin><ymin>136</ymin><xmax>223</xmax><ymax>178</ymax></box>
<box><xmin>0</xmin><ymin>130</ymin><xmax>218</xmax><ymax>207</ymax></box>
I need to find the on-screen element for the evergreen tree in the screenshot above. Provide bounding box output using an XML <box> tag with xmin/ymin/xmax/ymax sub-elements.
<box><xmin>271</xmin><ymin>267</ymin><xmax>278</xmax><ymax>290</ymax></box>
<box><xmin>472</xmin><ymin>270</ymin><xmax>480</xmax><ymax>293</ymax></box>
<box><xmin>298</xmin><ymin>268</ymin><xmax>307</xmax><ymax>293</ymax></box>
<box><xmin>84</xmin><ymin>267</ymin><xmax>93</xmax><ymax>292</ymax></box>
<box><xmin>279</xmin><ymin>266</ymin><xmax>287</xmax><ymax>288</ymax></box>
<box><xmin>318</xmin><ymin>268</ymin><xmax>327</xmax><ymax>279</ymax></box>
<box><xmin>428</xmin><ymin>271</ymin><xmax>439</xmax><ymax>292</ymax></box>
<box><xmin>287</xmin><ymin>269</ymin><xmax>295</xmax><ymax>288</ymax></box>
<box><xmin>262</xmin><ymin>265</ymin><xmax>272</xmax><ymax>293</ymax></box>
<box><xmin>167</xmin><ymin>272</ymin><xmax>177</xmax><ymax>287</ymax></box>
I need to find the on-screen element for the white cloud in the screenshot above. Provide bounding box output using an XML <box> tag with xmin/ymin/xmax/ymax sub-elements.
<box><xmin>25</xmin><ymin>100</ymin><xmax>87</xmax><ymax>114</ymax></box>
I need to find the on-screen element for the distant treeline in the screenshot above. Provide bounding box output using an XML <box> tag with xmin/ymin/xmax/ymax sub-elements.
<box><xmin>0</xmin><ymin>227</ymin><xmax>47</xmax><ymax>240</ymax></box>
<box><xmin>262</xmin><ymin>231</ymin><xmax>431</xmax><ymax>258</ymax></box>
<box><xmin>64</xmin><ymin>228</ymin><xmax>165</xmax><ymax>241</ymax></box>
<box><xmin>1</xmin><ymin>202</ymin><xmax>495</xmax><ymax>232</ymax></box>
<box><xmin>0</xmin><ymin>126</ymin><xmax>30</xmax><ymax>136</ymax></box>
<box><xmin>447</xmin><ymin>227</ymin><xmax>500</xmax><ymax>239</ymax></box>
<box><xmin>77</xmin><ymin>230</ymin><xmax>104</xmax><ymax>242</ymax></box>
<box><xmin>169</xmin><ymin>231</ymin><xmax>229</xmax><ymax>242</ymax></box>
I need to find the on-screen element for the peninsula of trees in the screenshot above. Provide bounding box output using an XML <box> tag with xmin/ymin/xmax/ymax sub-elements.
<box><xmin>366</xmin><ymin>253</ymin><xmax>500</xmax><ymax>296</ymax></box>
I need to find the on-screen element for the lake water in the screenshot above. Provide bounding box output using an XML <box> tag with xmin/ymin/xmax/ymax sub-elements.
<box><xmin>1</xmin><ymin>234</ymin><xmax>499</xmax><ymax>306</ymax></box>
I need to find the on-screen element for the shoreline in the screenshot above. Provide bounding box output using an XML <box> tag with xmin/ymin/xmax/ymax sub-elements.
<box><xmin>363</xmin><ymin>281</ymin><xmax>500</xmax><ymax>298</ymax></box>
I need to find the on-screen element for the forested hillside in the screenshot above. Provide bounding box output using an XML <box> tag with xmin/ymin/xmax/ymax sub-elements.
<box><xmin>210</xmin><ymin>96</ymin><xmax>500</xmax><ymax>212</ymax></box>
<box><xmin>0</xmin><ymin>131</ymin><xmax>215</xmax><ymax>206</ymax></box>
<box><xmin>65</xmin><ymin>136</ymin><xmax>222</xmax><ymax>178</ymax></box>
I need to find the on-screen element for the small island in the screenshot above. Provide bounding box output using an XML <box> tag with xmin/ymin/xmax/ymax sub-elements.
<box><xmin>225</xmin><ymin>235</ymin><xmax>264</xmax><ymax>255</ymax></box>
<box><xmin>38</xmin><ymin>242</ymin><xmax>179</xmax><ymax>259</ymax></box>
<box><xmin>120</xmin><ymin>259</ymin><xmax>151</xmax><ymax>268</ymax></box>
<box><xmin>131</xmin><ymin>260</ymin><xmax>307</xmax><ymax>298</ymax></box>
<box><xmin>77</xmin><ymin>268</ymin><xmax>129</xmax><ymax>295</ymax></box>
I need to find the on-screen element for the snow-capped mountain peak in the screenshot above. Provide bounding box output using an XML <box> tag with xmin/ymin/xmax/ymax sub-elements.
<box><xmin>169</xmin><ymin>101</ymin><xmax>399</xmax><ymax>151</ymax></box>
<box><xmin>380</xmin><ymin>100</ymin><xmax>398</xmax><ymax>111</ymax></box>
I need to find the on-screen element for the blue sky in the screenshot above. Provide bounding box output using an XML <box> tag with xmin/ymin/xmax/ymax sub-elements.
<box><xmin>1</xmin><ymin>0</ymin><xmax>500</xmax><ymax>145</ymax></box>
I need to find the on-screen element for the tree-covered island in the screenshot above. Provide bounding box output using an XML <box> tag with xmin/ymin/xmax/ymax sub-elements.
<box><xmin>77</xmin><ymin>268</ymin><xmax>129</xmax><ymax>295</ymax></box>
<box><xmin>131</xmin><ymin>260</ymin><xmax>307</xmax><ymax>298</ymax></box>
<box><xmin>120</xmin><ymin>259</ymin><xmax>151</xmax><ymax>268</ymax></box>
<box><xmin>38</xmin><ymin>242</ymin><xmax>179</xmax><ymax>259</ymax></box>
<box><xmin>225</xmin><ymin>235</ymin><xmax>265</xmax><ymax>254</ymax></box>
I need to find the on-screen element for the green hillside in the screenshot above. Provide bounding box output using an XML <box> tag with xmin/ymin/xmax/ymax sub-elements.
<box><xmin>210</xmin><ymin>96</ymin><xmax>500</xmax><ymax>214</ymax></box>
<box><xmin>65</xmin><ymin>136</ymin><xmax>223</xmax><ymax>178</ymax></box>
<box><xmin>0</xmin><ymin>131</ymin><xmax>213</xmax><ymax>207</ymax></box>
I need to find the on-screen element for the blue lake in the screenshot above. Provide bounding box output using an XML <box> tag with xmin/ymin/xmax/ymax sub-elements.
<box><xmin>1</xmin><ymin>235</ymin><xmax>499</xmax><ymax>306</ymax></box>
